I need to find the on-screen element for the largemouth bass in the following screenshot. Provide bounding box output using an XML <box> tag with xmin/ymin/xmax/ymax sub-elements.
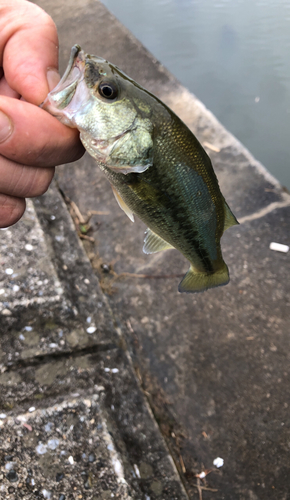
<box><xmin>42</xmin><ymin>45</ymin><xmax>238</xmax><ymax>293</ymax></box>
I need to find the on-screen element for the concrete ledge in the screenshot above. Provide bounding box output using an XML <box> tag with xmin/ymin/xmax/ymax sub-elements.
<box><xmin>0</xmin><ymin>1</ymin><xmax>289</xmax><ymax>499</ymax></box>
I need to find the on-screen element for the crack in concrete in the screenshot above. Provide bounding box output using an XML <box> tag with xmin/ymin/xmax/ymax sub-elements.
<box><xmin>2</xmin><ymin>342</ymin><xmax>118</xmax><ymax>372</ymax></box>
<box><xmin>238</xmin><ymin>198</ymin><xmax>290</xmax><ymax>224</ymax></box>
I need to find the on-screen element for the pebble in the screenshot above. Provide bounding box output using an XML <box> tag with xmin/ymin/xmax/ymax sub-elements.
<box><xmin>88</xmin><ymin>452</ymin><xmax>96</xmax><ymax>463</ymax></box>
<box><xmin>25</xmin><ymin>244</ymin><xmax>34</xmax><ymax>251</ymax></box>
<box><xmin>86</xmin><ymin>326</ymin><xmax>96</xmax><ymax>334</ymax></box>
<box><xmin>5</xmin><ymin>462</ymin><xmax>17</xmax><ymax>471</ymax></box>
<box><xmin>2</xmin><ymin>309</ymin><xmax>12</xmax><ymax>316</ymax></box>
<box><xmin>6</xmin><ymin>470</ymin><xmax>18</xmax><ymax>482</ymax></box>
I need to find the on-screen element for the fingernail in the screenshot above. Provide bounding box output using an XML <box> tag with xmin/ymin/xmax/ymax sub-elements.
<box><xmin>0</xmin><ymin>111</ymin><xmax>13</xmax><ymax>143</ymax></box>
<box><xmin>47</xmin><ymin>68</ymin><xmax>60</xmax><ymax>92</ymax></box>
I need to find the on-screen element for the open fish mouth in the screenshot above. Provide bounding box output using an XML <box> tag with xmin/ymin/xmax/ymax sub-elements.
<box><xmin>41</xmin><ymin>45</ymin><xmax>87</xmax><ymax>124</ymax></box>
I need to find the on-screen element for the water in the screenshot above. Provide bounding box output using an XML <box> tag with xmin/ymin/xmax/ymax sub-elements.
<box><xmin>101</xmin><ymin>0</ymin><xmax>290</xmax><ymax>188</ymax></box>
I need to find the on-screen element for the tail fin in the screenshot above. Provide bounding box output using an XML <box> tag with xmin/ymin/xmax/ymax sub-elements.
<box><xmin>178</xmin><ymin>263</ymin><xmax>229</xmax><ymax>293</ymax></box>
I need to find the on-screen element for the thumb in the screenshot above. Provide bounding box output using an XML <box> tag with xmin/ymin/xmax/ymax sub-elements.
<box><xmin>1</xmin><ymin>0</ymin><xmax>59</xmax><ymax>104</ymax></box>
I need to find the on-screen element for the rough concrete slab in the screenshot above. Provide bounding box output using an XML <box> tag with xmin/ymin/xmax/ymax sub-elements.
<box><xmin>0</xmin><ymin>348</ymin><xmax>188</xmax><ymax>500</ymax></box>
<box><xmin>0</xmin><ymin>187</ymin><xmax>119</xmax><ymax>370</ymax></box>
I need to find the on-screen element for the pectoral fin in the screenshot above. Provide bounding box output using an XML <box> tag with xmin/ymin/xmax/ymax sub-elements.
<box><xmin>178</xmin><ymin>263</ymin><xmax>229</xmax><ymax>293</ymax></box>
<box><xmin>107</xmin><ymin>163</ymin><xmax>150</xmax><ymax>175</ymax></box>
<box><xmin>111</xmin><ymin>186</ymin><xmax>134</xmax><ymax>222</ymax></box>
<box><xmin>143</xmin><ymin>229</ymin><xmax>174</xmax><ymax>254</ymax></box>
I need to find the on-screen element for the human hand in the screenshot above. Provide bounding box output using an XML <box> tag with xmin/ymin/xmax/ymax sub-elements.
<box><xmin>0</xmin><ymin>0</ymin><xmax>84</xmax><ymax>228</ymax></box>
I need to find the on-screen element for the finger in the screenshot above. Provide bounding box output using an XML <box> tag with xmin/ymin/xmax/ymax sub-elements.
<box><xmin>0</xmin><ymin>76</ymin><xmax>20</xmax><ymax>98</ymax></box>
<box><xmin>0</xmin><ymin>155</ymin><xmax>55</xmax><ymax>198</ymax></box>
<box><xmin>0</xmin><ymin>193</ymin><xmax>25</xmax><ymax>228</ymax></box>
<box><xmin>0</xmin><ymin>96</ymin><xmax>84</xmax><ymax>167</ymax></box>
<box><xmin>2</xmin><ymin>1</ymin><xmax>59</xmax><ymax>104</ymax></box>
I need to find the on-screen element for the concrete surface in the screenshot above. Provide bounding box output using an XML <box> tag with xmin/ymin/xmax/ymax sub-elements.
<box><xmin>1</xmin><ymin>0</ymin><xmax>290</xmax><ymax>499</ymax></box>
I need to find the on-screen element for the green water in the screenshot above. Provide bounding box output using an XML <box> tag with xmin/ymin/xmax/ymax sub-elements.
<box><xmin>102</xmin><ymin>0</ymin><xmax>290</xmax><ymax>188</ymax></box>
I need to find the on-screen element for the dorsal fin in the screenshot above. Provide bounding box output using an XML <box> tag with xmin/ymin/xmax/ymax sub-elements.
<box><xmin>223</xmin><ymin>200</ymin><xmax>239</xmax><ymax>231</ymax></box>
<box><xmin>111</xmin><ymin>185</ymin><xmax>134</xmax><ymax>222</ymax></box>
<box><xmin>143</xmin><ymin>229</ymin><xmax>174</xmax><ymax>254</ymax></box>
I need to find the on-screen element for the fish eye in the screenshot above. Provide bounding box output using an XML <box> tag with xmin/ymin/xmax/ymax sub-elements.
<box><xmin>99</xmin><ymin>82</ymin><xmax>118</xmax><ymax>100</ymax></box>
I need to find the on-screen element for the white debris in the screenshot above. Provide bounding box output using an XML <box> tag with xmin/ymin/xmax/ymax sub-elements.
<box><xmin>87</xmin><ymin>326</ymin><xmax>96</xmax><ymax>334</ymax></box>
<box><xmin>42</xmin><ymin>489</ymin><xmax>52</xmax><ymax>499</ymax></box>
<box><xmin>269</xmin><ymin>242</ymin><xmax>289</xmax><ymax>253</ymax></box>
<box><xmin>50</xmin><ymin>215</ymin><xmax>56</xmax><ymax>220</ymax></box>
<box><xmin>24</xmin><ymin>326</ymin><xmax>33</xmax><ymax>332</ymax></box>
<box><xmin>86</xmin><ymin>316</ymin><xmax>92</xmax><ymax>323</ymax></box>
<box><xmin>36</xmin><ymin>443</ymin><xmax>47</xmax><ymax>455</ymax></box>
<box><xmin>44</xmin><ymin>422</ymin><xmax>54</xmax><ymax>432</ymax></box>
<box><xmin>47</xmin><ymin>439</ymin><xmax>59</xmax><ymax>450</ymax></box>
<box><xmin>25</xmin><ymin>244</ymin><xmax>34</xmax><ymax>251</ymax></box>
<box><xmin>5</xmin><ymin>268</ymin><xmax>13</xmax><ymax>275</ymax></box>
<box><xmin>113</xmin><ymin>458</ymin><xmax>123</xmax><ymax>476</ymax></box>
<box><xmin>19</xmin><ymin>334</ymin><xmax>25</xmax><ymax>341</ymax></box>
<box><xmin>213</xmin><ymin>457</ymin><xmax>224</xmax><ymax>468</ymax></box>
<box><xmin>199</xmin><ymin>471</ymin><xmax>206</xmax><ymax>479</ymax></box>
<box><xmin>28</xmin><ymin>407</ymin><xmax>36</xmax><ymax>413</ymax></box>
<box><xmin>13</xmin><ymin>285</ymin><xmax>20</xmax><ymax>292</ymax></box>
<box><xmin>134</xmin><ymin>464</ymin><xmax>141</xmax><ymax>478</ymax></box>
<box><xmin>68</xmin><ymin>455</ymin><xmax>74</xmax><ymax>465</ymax></box>
<box><xmin>5</xmin><ymin>462</ymin><xmax>17</xmax><ymax>470</ymax></box>
<box><xmin>111</xmin><ymin>368</ymin><xmax>119</xmax><ymax>374</ymax></box>
<box><xmin>49</xmin><ymin>343</ymin><xmax>58</xmax><ymax>349</ymax></box>
<box><xmin>104</xmin><ymin>367</ymin><xmax>111</xmax><ymax>372</ymax></box>
<box><xmin>0</xmin><ymin>414</ymin><xmax>7</xmax><ymax>419</ymax></box>
<box><xmin>0</xmin><ymin>289</ymin><xmax>5</xmax><ymax>295</ymax></box>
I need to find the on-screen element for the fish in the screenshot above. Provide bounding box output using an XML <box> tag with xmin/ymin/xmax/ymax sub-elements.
<box><xmin>42</xmin><ymin>45</ymin><xmax>238</xmax><ymax>293</ymax></box>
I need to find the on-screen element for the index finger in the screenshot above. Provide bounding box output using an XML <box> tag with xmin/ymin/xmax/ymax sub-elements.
<box><xmin>0</xmin><ymin>0</ymin><xmax>59</xmax><ymax>104</ymax></box>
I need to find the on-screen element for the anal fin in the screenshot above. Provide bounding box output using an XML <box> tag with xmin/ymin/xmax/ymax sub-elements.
<box><xmin>111</xmin><ymin>185</ymin><xmax>134</xmax><ymax>222</ymax></box>
<box><xmin>143</xmin><ymin>229</ymin><xmax>174</xmax><ymax>254</ymax></box>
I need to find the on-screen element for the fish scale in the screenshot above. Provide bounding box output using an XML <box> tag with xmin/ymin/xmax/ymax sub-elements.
<box><xmin>42</xmin><ymin>44</ymin><xmax>238</xmax><ymax>293</ymax></box>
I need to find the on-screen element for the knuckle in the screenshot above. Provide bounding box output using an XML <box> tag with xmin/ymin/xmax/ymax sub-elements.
<box><xmin>29</xmin><ymin>167</ymin><xmax>55</xmax><ymax>197</ymax></box>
